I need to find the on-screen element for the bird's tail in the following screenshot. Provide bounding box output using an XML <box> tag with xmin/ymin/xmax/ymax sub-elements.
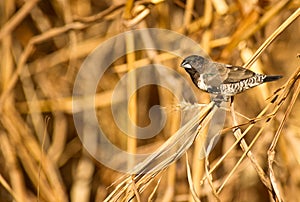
<box><xmin>263</xmin><ymin>75</ymin><xmax>283</xmax><ymax>82</ymax></box>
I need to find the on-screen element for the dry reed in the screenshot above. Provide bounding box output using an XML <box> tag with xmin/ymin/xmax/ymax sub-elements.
<box><xmin>0</xmin><ymin>0</ymin><xmax>299</xmax><ymax>202</ymax></box>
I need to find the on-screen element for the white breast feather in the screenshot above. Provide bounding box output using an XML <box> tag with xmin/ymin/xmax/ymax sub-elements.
<box><xmin>197</xmin><ymin>74</ymin><xmax>207</xmax><ymax>90</ymax></box>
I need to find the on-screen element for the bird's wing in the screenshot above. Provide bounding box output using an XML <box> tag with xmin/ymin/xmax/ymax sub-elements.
<box><xmin>217</xmin><ymin>64</ymin><xmax>256</xmax><ymax>83</ymax></box>
<box><xmin>201</xmin><ymin>62</ymin><xmax>256</xmax><ymax>87</ymax></box>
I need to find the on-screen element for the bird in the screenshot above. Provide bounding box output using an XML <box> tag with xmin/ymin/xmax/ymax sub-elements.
<box><xmin>181</xmin><ymin>55</ymin><xmax>282</xmax><ymax>102</ymax></box>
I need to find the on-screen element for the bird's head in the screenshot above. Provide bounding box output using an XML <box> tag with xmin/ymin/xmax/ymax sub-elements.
<box><xmin>180</xmin><ymin>55</ymin><xmax>207</xmax><ymax>72</ymax></box>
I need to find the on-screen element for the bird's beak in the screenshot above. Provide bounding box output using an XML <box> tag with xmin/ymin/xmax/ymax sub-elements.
<box><xmin>181</xmin><ymin>61</ymin><xmax>192</xmax><ymax>69</ymax></box>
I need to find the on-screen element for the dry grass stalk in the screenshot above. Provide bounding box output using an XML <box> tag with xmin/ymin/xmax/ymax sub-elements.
<box><xmin>268</xmin><ymin>68</ymin><xmax>300</xmax><ymax>202</ymax></box>
<box><xmin>125</xmin><ymin>31</ymin><xmax>138</xmax><ymax>169</ymax></box>
<box><xmin>244</xmin><ymin>7</ymin><xmax>300</xmax><ymax>69</ymax></box>
<box><xmin>185</xmin><ymin>153</ymin><xmax>201</xmax><ymax>202</ymax></box>
<box><xmin>105</xmin><ymin>102</ymin><xmax>217</xmax><ymax>201</ymax></box>
<box><xmin>0</xmin><ymin>0</ymin><xmax>299</xmax><ymax>201</ymax></box>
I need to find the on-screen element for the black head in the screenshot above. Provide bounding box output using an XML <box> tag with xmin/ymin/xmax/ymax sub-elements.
<box><xmin>180</xmin><ymin>55</ymin><xmax>208</xmax><ymax>88</ymax></box>
<box><xmin>180</xmin><ymin>55</ymin><xmax>206</xmax><ymax>71</ymax></box>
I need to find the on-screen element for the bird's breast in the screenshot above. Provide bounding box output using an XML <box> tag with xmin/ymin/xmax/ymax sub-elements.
<box><xmin>197</xmin><ymin>74</ymin><xmax>208</xmax><ymax>91</ymax></box>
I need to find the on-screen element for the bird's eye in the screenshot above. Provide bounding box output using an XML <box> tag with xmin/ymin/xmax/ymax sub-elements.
<box><xmin>182</xmin><ymin>63</ymin><xmax>192</xmax><ymax>69</ymax></box>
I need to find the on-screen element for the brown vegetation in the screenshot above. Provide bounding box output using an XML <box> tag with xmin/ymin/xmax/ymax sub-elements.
<box><xmin>0</xmin><ymin>0</ymin><xmax>299</xmax><ymax>201</ymax></box>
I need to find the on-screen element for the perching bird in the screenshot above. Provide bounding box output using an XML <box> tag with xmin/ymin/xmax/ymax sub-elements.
<box><xmin>181</xmin><ymin>55</ymin><xmax>282</xmax><ymax>102</ymax></box>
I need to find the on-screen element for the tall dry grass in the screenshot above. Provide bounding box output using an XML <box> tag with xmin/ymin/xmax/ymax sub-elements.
<box><xmin>0</xmin><ymin>0</ymin><xmax>299</xmax><ymax>201</ymax></box>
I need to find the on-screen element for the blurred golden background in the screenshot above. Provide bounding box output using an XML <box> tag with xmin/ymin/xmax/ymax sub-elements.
<box><xmin>0</xmin><ymin>0</ymin><xmax>299</xmax><ymax>201</ymax></box>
